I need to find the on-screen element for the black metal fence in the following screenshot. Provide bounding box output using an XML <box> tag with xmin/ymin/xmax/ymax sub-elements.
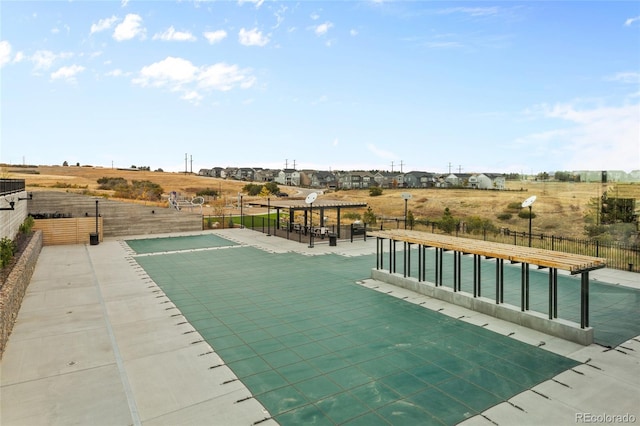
<box><xmin>0</xmin><ymin>179</ymin><xmax>25</xmax><ymax>196</ymax></box>
<box><xmin>203</xmin><ymin>214</ymin><xmax>367</xmax><ymax>244</ymax></box>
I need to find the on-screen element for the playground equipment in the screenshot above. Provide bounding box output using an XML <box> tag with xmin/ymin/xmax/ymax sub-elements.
<box><xmin>168</xmin><ymin>192</ymin><xmax>205</xmax><ymax>213</ymax></box>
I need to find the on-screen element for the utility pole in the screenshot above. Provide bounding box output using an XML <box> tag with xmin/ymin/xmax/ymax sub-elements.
<box><xmin>285</xmin><ymin>159</ymin><xmax>288</xmax><ymax>169</ymax></box>
<box><xmin>458</xmin><ymin>165</ymin><xmax>462</xmax><ymax>173</ymax></box>
<box><xmin>390</xmin><ymin>161</ymin><xmax>394</xmax><ymax>173</ymax></box>
<box><xmin>448</xmin><ymin>162</ymin><xmax>452</xmax><ymax>174</ymax></box>
<box><xmin>184</xmin><ymin>153</ymin><xmax>188</xmax><ymax>175</ymax></box>
<box><xmin>400</xmin><ymin>160</ymin><xmax>404</xmax><ymax>173</ymax></box>
<box><xmin>190</xmin><ymin>155</ymin><xmax>193</xmax><ymax>174</ymax></box>
<box><xmin>293</xmin><ymin>160</ymin><xmax>297</xmax><ymax>170</ymax></box>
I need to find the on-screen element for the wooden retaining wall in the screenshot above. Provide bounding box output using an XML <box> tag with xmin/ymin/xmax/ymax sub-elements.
<box><xmin>28</xmin><ymin>191</ymin><xmax>202</xmax><ymax>238</ymax></box>
<box><xmin>33</xmin><ymin>217</ymin><xmax>103</xmax><ymax>246</ymax></box>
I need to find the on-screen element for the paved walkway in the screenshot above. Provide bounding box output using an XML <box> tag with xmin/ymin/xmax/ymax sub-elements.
<box><xmin>1</xmin><ymin>229</ymin><xmax>638</xmax><ymax>425</ymax></box>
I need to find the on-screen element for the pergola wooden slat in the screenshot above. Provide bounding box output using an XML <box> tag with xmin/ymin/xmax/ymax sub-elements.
<box><xmin>369</xmin><ymin>229</ymin><xmax>607</xmax><ymax>330</ymax></box>
<box><xmin>369</xmin><ymin>230</ymin><xmax>606</xmax><ymax>274</ymax></box>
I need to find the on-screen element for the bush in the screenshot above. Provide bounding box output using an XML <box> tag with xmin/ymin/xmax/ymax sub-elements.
<box><xmin>343</xmin><ymin>212</ymin><xmax>362</xmax><ymax>220</ymax></box>
<box><xmin>19</xmin><ymin>216</ymin><xmax>35</xmax><ymax>234</ymax></box>
<box><xmin>97</xmin><ymin>177</ymin><xmax>128</xmax><ymax>190</ymax></box>
<box><xmin>466</xmin><ymin>216</ymin><xmax>497</xmax><ymax>234</ymax></box>
<box><xmin>0</xmin><ymin>237</ymin><xmax>16</xmax><ymax>268</ymax></box>
<box><xmin>506</xmin><ymin>202</ymin><xmax>523</xmax><ymax>211</ymax></box>
<box><xmin>369</xmin><ymin>187</ymin><xmax>383</xmax><ymax>197</ymax></box>
<box><xmin>518</xmin><ymin>210</ymin><xmax>536</xmax><ymax>219</ymax></box>
<box><xmin>497</xmin><ymin>212</ymin><xmax>512</xmax><ymax>221</ymax></box>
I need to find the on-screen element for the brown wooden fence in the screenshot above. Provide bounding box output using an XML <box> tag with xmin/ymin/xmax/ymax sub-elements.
<box><xmin>33</xmin><ymin>218</ymin><xmax>103</xmax><ymax>246</ymax></box>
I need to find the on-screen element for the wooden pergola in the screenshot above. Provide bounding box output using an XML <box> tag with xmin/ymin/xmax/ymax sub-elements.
<box><xmin>369</xmin><ymin>229</ymin><xmax>607</xmax><ymax>329</ymax></box>
<box><xmin>248</xmin><ymin>199</ymin><xmax>368</xmax><ymax>238</ymax></box>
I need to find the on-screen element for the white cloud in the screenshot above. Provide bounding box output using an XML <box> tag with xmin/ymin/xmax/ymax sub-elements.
<box><xmin>133</xmin><ymin>56</ymin><xmax>256</xmax><ymax>101</ymax></box>
<box><xmin>238</xmin><ymin>0</ymin><xmax>264</xmax><ymax>8</ymax></box>
<box><xmin>520</xmin><ymin>101</ymin><xmax>640</xmax><ymax>171</ymax></box>
<box><xmin>153</xmin><ymin>26</ymin><xmax>197</xmax><ymax>42</ymax></box>
<box><xmin>31</xmin><ymin>50</ymin><xmax>73</xmax><ymax>70</ymax></box>
<box><xmin>198</xmin><ymin>63</ymin><xmax>255</xmax><ymax>91</ymax></box>
<box><xmin>203</xmin><ymin>30</ymin><xmax>227</xmax><ymax>44</ymax></box>
<box><xmin>181</xmin><ymin>91</ymin><xmax>203</xmax><ymax>104</ymax></box>
<box><xmin>333</xmin><ymin>138</ymin><xmax>339</xmax><ymax>146</ymax></box>
<box><xmin>624</xmin><ymin>15</ymin><xmax>640</xmax><ymax>26</ymax></box>
<box><xmin>90</xmin><ymin>16</ymin><xmax>118</xmax><ymax>34</ymax></box>
<box><xmin>437</xmin><ymin>7</ymin><xmax>500</xmax><ymax>17</ymax></box>
<box><xmin>607</xmin><ymin>72</ymin><xmax>640</xmax><ymax>84</ymax></box>
<box><xmin>0</xmin><ymin>40</ymin><xmax>11</xmax><ymax>67</ymax></box>
<box><xmin>314</xmin><ymin>22</ymin><xmax>333</xmax><ymax>36</ymax></box>
<box><xmin>134</xmin><ymin>56</ymin><xmax>198</xmax><ymax>88</ymax></box>
<box><xmin>310</xmin><ymin>12</ymin><xmax>320</xmax><ymax>21</ymax></box>
<box><xmin>367</xmin><ymin>143</ymin><xmax>397</xmax><ymax>160</ymax></box>
<box><xmin>121</xmin><ymin>0</ymin><xmax>129</xmax><ymax>7</ymax></box>
<box><xmin>105</xmin><ymin>68</ymin><xmax>125</xmax><ymax>77</ymax></box>
<box><xmin>50</xmin><ymin>64</ymin><xmax>85</xmax><ymax>81</ymax></box>
<box><xmin>113</xmin><ymin>14</ymin><xmax>145</xmax><ymax>41</ymax></box>
<box><xmin>238</xmin><ymin>28</ymin><xmax>269</xmax><ymax>46</ymax></box>
<box><xmin>350</xmin><ymin>29</ymin><xmax>358</xmax><ymax>36</ymax></box>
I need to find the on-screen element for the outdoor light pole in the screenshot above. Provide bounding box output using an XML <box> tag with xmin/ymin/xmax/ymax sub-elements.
<box><xmin>267</xmin><ymin>197</ymin><xmax>271</xmax><ymax>236</ymax></box>
<box><xmin>240</xmin><ymin>194</ymin><xmax>244</xmax><ymax>229</ymax></box>
<box><xmin>522</xmin><ymin>196</ymin><xmax>537</xmax><ymax>248</ymax></box>
<box><xmin>95</xmin><ymin>200</ymin><xmax>99</xmax><ymax>236</ymax></box>
<box><xmin>401</xmin><ymin>193</ymin><xmax>412</xmax><ymax>230</ymax></box>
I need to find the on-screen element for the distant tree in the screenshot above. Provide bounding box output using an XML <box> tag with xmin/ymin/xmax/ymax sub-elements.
<box><xmin>439</xmin><ymin>207</ymin><xmax>459</xmax><ymax>234</ymax></box>
<box><xmin>62</xmin><ymin>161</ymin><xmax>69</xmax><ymax>167</ymax></box>
<box><xmin>242</xmin><ymin>183</ymin><xmax>262</xmax><ymax>196</ymax></box>
<box><xmin>369</xmin><ymin>187</ymin><xmax>383</xmax><ymax>196</ymax></box>
<box><xmin>264</xmin><ymin>181</ymin><xmax>280</xmax><ymax>195</ymax></box>
<box><xmin>535</xmin><ymin>172</ymin><xmax>549</xmax><ymax>181</ymax></box>
<box><xmin>363</xmin><ymin>206</ymin><xmax>376</xmax><ymax>225</ymax></box>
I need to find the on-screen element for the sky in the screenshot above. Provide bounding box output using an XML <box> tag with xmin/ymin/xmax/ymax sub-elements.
<box><xmin>1</xmin><ymin>0</ymin><xmax>639</xmax><ymax>174</ymax></box>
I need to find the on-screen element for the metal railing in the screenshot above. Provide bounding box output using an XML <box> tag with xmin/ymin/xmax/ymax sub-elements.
<box><xmin>0</xmin><ymin>179</ymin><xmax>25</xmax><ymax>196</ymax></box>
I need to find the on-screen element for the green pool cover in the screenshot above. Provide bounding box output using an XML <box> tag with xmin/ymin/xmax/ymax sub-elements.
<box><xmin>128</xmin><ymin>235</ymin><xmax>597</xmax><ymax>425</ymax></box>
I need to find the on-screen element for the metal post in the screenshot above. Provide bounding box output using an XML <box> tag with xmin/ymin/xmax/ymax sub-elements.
<box><xmin>267</xmin><ymin>197</ymin><xmax>271</xmax><ymax>236</ymax></box>
<box><xmin>404</xmin><ymin>198</ymin><xmax>408</xmax><ymax>229</ymax></box>
<box><xmin>95</xmin><ymin>200</ymin><xmax>99</xmax><ymax>235</ymax></box>
<box><xmin>240</xmin><ymin>195</ymin><xmax>244</xmax><ymax>228</ymax></box>
<box><xmin>528</xmin><ymin>205</ymin><xmax>532</xmax><ymax>247</ymax></box>
<box><xmin>308</xmin><ymin>201</ymin><xmax>313</xmax><ymax>248</ymax></box>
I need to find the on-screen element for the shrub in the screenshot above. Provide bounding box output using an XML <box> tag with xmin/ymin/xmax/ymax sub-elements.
<box><xmin>97</xmin><ymin>177</ymin><xmax>128</xmax><ymax>190</ymax></box>
<box><xmin>369</xmin><ymin>187</ymin><xmax>383</xmax><ymax>197</ymax></box>
<box><xmin>506</xmin><ymin>202</ymin><xmax>523</xmax><ymax>211</ymax></box>
<box><xmin>497</xmin><ymin>212</ymin><xmax>512</xmax><ymax>221</ymax></box>
<box><xmin>343</xmin><ymin>212</ymin><xmax>362</xmax><ymax>220</ymax></box>
<box><xmin>19</xmin><ymin>216</ymin><xmax>35</xmax><ymax>234</ymax></box>
<box><xmin>518</xmin><ymin>209</ymin><xmax>536</xmax><ymax>219</ymax></box>
<box><xmin>0</xmin><ymin>237</ymin><xmax>16</xmax><ymax>268</ymax></box>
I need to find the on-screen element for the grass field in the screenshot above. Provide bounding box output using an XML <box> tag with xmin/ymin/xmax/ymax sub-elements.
<box><xmin>5</xmin><ymin>165</ymin><xmax>639</xmax><ymax>240</ymax></box>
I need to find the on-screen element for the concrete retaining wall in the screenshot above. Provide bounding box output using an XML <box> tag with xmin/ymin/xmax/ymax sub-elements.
<box><xmin>0</xmin><ymin>192</ymin><xmax>29</xmax><ymax>240</ymax></box>
<box><xmin>28</xmin><ymin>191</ymin><xmax>202</xmax><ymax>237</ymax></box>
<box><xmin>371</xmin><ymin>268</ymin><xmax>593</xmax><ymax>346</ymax></box>
<box><xmin>0</xmin><ymin>230</ymin><xmax>43</xmax><ymax>359</ymax></box>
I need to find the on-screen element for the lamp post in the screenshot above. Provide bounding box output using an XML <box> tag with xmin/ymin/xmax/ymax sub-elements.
<box><xmin>267</xmin><ymin>197</ymin><xmax>271</xmax><ymax>236</ymax></box>
<box><xmin>305</xmin><ymin>192</ymin><xmax>318</xmax><ymax>248</ymax></box>
<box><xmin>521</xmin><ymin>196</ymin><xmax>537</xmax><ymax>247</ymax></box>
<box><xmin>401</xmin><ymin>193</ymin><xmax>412</xmax><ymax>230</ymax></box>
<box><xmin>239</xmin><ymin>193</ymin><xmax>244</xmax><ymax>229</ymax></box>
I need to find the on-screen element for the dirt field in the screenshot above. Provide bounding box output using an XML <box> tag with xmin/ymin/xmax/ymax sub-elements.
<box><xmin>5</xmin><ymin>165</ymin><xmax>639</xmax><ymax>239</ymax></box>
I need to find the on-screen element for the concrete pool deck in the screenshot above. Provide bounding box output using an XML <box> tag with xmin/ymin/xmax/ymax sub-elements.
<box><xmin>1</xmin><ymin>229</ymin><xmax>639</xmax><ymax>425</ymax></box>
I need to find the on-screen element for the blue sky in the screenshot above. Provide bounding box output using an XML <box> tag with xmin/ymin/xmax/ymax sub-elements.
<box><xmin>1</xmin><ymin>1</ymin><xmax>639</xmax><ymax>174</ymax></box>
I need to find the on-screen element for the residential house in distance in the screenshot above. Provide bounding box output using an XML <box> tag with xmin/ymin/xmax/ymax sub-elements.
<box><xmin>254</xmin><ymin>169</ymin><xmax>278</xmax><ymax>183</ymax></box>
<box><xmin>404</xmin><ymin>171</ymin><xmax>437</xmax><ymax>188</ymax></box>
<box><xmin>274</xmin><ymin>169</ymin><xmax>301</xmax><ymax>186</ymax></box>
<box><xmin>338</xmin><ymin>171</ymin><xmax>375</xmax><ymax>189</ymax></box>
<box><xmin>306</xmin><ymin>170</ymin><xmax>338</xmax><ymax>190</ymax></box>
<box><xmin>475</xmin><ymin>173</ymin><xmax>506</xmax><ymax>190</ymax></box>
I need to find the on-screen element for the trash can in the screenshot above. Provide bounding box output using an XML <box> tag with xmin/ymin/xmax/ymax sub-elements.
<box><xmin>90</xmin><ymin>232</ymin><xmax>99</xmax><ymax>245</ymax></box>
<box><xmin>328</xmin><ymin>233</ymin><xmax>337</xmax><ymax>246</ymax></box>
